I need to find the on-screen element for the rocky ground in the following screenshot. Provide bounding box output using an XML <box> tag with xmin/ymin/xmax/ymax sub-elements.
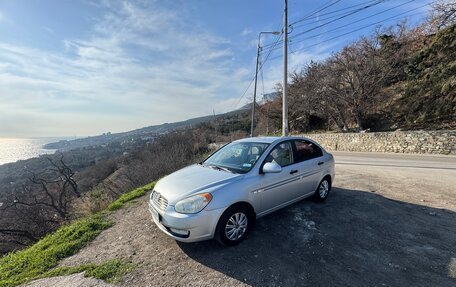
<box><xmin>23</xmin><ymin>153</ymin><xmax>456</xmax><ymax>287</ymax></box>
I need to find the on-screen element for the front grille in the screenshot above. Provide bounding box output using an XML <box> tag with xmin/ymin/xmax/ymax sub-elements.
<box><xmin>152</xmin><ymin>191</ymin><xmax>168</xmax><ymax>211</ymax></box>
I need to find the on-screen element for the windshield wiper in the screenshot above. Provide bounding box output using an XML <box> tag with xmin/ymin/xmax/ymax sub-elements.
<box><xmin>206</xmin><ymin>164</ymin><xmax>235</xmax><ymax>174</ymax></box>
<box><xmin>215</xmin><ymin>166</ymin><xmax>235</xmax><ymax>173</ymax></box>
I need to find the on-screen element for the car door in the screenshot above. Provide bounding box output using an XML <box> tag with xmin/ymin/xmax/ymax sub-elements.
<box><xmin>255</xmin><ymin>141</ymin><xmax>304</xmax><ymax>215</ymax></box>
<box><xmin>291</xmin><ymin>139</ymin><xmax>325</xmax><ymax>197</ymax></box>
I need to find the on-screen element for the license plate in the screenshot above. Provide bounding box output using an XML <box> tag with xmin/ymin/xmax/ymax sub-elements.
<box><xmin>151</xmin><ymin>207</ymin><xmax>159</xmax><ymax>222</ymax></box>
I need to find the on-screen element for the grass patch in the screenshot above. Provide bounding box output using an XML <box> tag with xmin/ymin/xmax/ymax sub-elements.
<box><xmin>0</xmin><ymin>214</ymin><xmax>112</xmax><ymax>287</ymax></box>
<box><xmin>85</xmin><ymin>259</ymin><xmax>133</xmax><ymax>283</ymax></box>
<box><xmin>0</xmin><ymin>180</ymin><xmax>156</xmax><ymax>287</ymax></box>
<box><xmin>107</xmin><ymin>181</ymin><xmax>156</xmax><ymax>211</ymax></box>
<box><xmin>40</xmin><ymin>259</ymin><xmax>134</xmax><ymax>284</ymax></box>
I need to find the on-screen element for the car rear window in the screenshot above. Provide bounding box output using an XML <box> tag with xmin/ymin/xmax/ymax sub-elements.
<box><xmin>293</xmin><ymin>140</ymin><xmax>323</xmax><ymax>162</ymax></box>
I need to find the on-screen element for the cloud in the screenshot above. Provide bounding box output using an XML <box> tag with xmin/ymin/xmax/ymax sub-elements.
<box><xmin>43</xmin><ymin>26</ymin><xmax>54</xmax><ymax>34</ymax></box>
<box><xmin>0</xmin><ymin>1</ymin><xmax>251</xmax><ymax>136</ymax></box>
<box><xmin>241</xmin><ymin>28</ymin><xmax>252</xmax><ymax>36</ymax></box>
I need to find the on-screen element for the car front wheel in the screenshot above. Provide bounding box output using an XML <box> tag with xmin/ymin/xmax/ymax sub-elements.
<box><xmin>215</xmin><ymin>205</ymin><xmax>250</xmax><ymax>246</ymax></box>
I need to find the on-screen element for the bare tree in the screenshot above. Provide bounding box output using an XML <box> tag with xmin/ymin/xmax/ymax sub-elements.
<box><xmin>326</xmin><ymin>36</ymin><xmax>390</xmax><ymax>131</ymax></box>
<box><xmin>0</xmin><ymin>153</ymin><xmax>78</xmax><ymax>249</ymax></box>
<box><xmin>305</xmin><ymin>61</ymin><xmax>351</xmax><ymax>131</ymax></box>
<box><xmin>429</xmin><ymin>0</ymin><xmax>456</xmax><ymax>31</ymax></box>
<box><xmin>3</xmin><ymin>153</ymin><xmax>79</xmax><ymax>221</ymax></box>
<box><xmin>0</xmin><ymin>154</ymin><xmax>87</xmax><ymax>251</ymax></box>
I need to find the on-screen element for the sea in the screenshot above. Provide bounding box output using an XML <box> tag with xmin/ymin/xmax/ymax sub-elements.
<box><xmin>0</xmin><ymin>137</ymin><xmax>71</xmax><ymax>166</ymax></box>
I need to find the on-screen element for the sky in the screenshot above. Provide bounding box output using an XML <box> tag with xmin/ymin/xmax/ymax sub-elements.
<box><xmin>0</xmin><ymin>0</ymin><xmax>434</xmax><ymax>137</ymax></box>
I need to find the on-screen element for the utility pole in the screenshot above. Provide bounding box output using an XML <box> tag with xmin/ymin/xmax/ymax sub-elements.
<box><xmin>250</xmin><ymin>31</ymin><xmax>280</xmax><ymax>138</ymax></box>
<box><xmin>282</xmin><ymin>0</ymin><xmax>289</xmax><ymax>136</ymax></box>
<box><xmin>213</xmin><ymin>109</ymin><xmax>217</xmax><ymax>141</ymax></box>
<box><xmin>250</xmin><ymin>35</ymin><xmax>261</xmax><ymax>138</ymax></box>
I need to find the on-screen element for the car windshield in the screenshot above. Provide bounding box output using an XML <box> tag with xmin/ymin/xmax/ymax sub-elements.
<box><xmin>203</xmin><ymin>142</ymin><xmax>270</xmax><ymax>174</ymax></box>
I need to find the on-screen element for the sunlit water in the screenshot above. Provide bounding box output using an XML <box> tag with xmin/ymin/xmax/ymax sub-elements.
<box><xmin>0</xmin><ymin>138</ymin><xmax>67</xmax><ymax>166</ymax></box>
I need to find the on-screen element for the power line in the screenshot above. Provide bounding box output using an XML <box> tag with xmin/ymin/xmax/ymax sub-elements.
<box><xmin>288</xmin><ymin>0</ymin><xmax>342</xmax><ymax>26</ymax></box>
<box><xmin>285</xmin><ymin>0</ymin><xmax>416</xmax><ymax>48</ymax></box>
<box><xmin>261</xmin><ymin>0</ymin><xmax>347</xmax><ymax>51</ymax></box>
<box><xmin>294</xmin><ymin>10</ymin><xmax>426</xmax><ymax>48</ymax></box>
<box><xmin>267</xmin><ymin>9</ymin><xmax>429</xmax><ymax>62</ymax></box>
<box><xmin>290</xmin><ymin>0</ymin><xmax>386</xmax><ymax>40</ymax></box>
<box><xmin>262</xmin><ymin>0</ymin><xmax>386</xmax><ymax>50</ymax></box>
<box><xmin>295</xmin><ymin>0</ymin><xmax>413</xmax><ymax>30</ymax></box>
<box><xmin>262</xmin><ymin>0</ymin><xmax>433</xmax><ymax>56</ymax></box>
<box><xmin>290</xmin><ymin>0</ymin><xmax>383</xmax><ymax>28</ymax></box>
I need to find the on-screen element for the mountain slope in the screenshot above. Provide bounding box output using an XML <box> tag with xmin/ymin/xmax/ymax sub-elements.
<box><xmin>398</xmin><ymin>24</ymin><xmax>456</xmax><ymax>128</ymax></box>
<box><xmin>44</xmin><ymin>109</ymin><xmax>247</xmax><ymax>151</ymax></box>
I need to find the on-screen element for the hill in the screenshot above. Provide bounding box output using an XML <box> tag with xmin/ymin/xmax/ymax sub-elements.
<box><xmin>252</xmin><ymin>24</ymin><xmax>456</xmax><ymax>134</ymax></box>
<box><xmin>43</xmin><ymin>109</ymin><xmax>248</xmax><ymax>151</ymax></box>
<box><xmin>397</xmin><ymin>24</ymin><xmax>456</xmax><ymax>128</ymax></box>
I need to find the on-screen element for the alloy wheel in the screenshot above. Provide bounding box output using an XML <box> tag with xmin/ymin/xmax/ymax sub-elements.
<box><xmin>319</xmin><ymin>180</ymin><xmax>329</xmax><ymax>198</ymax></box>
<box><xmin>225</xmin><ymin>212</ymin><xmax>248</xmax><ymax>241</ymax></box>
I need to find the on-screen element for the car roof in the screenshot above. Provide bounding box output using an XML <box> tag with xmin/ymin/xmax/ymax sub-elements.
<box><xmin>233</xmin><ymin>136</ymin><xmax>280</xmax><ymax>144</ymax></box>
<box><xmin>233</xmin><ymin>136</ymin><xmax>315</xmax><ymax>145</ymax></box>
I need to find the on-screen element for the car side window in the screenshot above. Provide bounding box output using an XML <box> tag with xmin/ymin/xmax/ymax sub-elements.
<box><xmin>293</xmin><ymin>140</ymin><xmax>323</xmax><ymax>162</ymax></box>
<box><xmin>265</xmin><ymin>142</ymin><xmax>294</xmax><ymax>167</ymax></box>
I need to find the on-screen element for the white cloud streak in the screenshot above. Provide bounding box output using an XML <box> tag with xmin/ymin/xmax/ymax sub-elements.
<box><xmin>241</xmin><ymin>28</ymin><xmax>252</xmax><ymax>36</ymax></box>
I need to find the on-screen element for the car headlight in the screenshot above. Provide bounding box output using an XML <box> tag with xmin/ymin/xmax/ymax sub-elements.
<box><xmin>174</xmin><ymin>193</ymin><xmax>212</xmax><ymax>214</ymax></box>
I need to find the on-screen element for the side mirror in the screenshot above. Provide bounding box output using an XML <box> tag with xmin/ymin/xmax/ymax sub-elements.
<box><xmin>262</xmin><ymin>162</ymin><xmax>282</xmax><ymax>173</ymax></box>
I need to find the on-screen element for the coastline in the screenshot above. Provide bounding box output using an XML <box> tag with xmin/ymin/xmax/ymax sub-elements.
<box><xmin>0</xmin><ymin>137</ymin><xmax>72</xmax><ymax>166</ymax></box>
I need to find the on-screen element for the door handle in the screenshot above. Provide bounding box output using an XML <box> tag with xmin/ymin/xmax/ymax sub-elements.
<box><xmin>318</xmin><ymin>161</ymin><xmax>324</xmax><ymax>166</ymax></box>
<box><xmin>290</xmin><ymin>169</ymin><xmax>298</xmax><ymax>174</ymax></box>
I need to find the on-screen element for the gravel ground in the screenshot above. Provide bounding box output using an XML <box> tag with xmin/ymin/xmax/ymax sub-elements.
<box><xmin>23</xmin><ymin>273</ymin><xmax>112</xmax><ymax>287</ymax></box>
<box><xmin>23</xmin><ymin>157</ymin><xmax>456</xmax><ymax>287</ymax></box>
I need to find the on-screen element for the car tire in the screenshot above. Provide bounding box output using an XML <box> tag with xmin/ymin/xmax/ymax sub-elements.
<box><xmin>215</xmin><ymin>205</ymin><xmax>251</xmax><ymax>246</ymax></box>
<box><xmin>312</xmin><ymin>177</ymin><xmax>331</xmax><ymax>202</ymax></box>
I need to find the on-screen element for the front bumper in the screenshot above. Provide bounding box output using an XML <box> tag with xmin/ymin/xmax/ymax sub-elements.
<box><xmin>148</xmin><ymin>200</ymin><xmax>225</xmax><ymax>243</ymax></box>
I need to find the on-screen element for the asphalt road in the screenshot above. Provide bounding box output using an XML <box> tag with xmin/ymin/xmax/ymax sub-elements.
<box><xmin>333</xmin><ymin>151</ymin><xmax>456</xmax><ymax>170</ymax></box>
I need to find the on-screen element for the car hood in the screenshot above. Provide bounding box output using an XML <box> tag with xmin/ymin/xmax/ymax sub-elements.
<box><xmin>153</xmin><ymin>164</ymin><xmax>243</xmax><ymax>204</ymax></box>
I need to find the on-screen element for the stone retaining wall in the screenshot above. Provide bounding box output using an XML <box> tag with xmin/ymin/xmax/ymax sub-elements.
<box><xmin>302</xmin><ymin>130</ymin><xmax>455</xmax><ymax>155</ymax></box>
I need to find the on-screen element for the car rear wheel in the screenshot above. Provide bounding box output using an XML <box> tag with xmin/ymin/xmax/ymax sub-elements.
<box><xmin>312</xmin><ymin>177</ymin><xmax>331</xmax><ymax>202</ymax></box>
<box><xmin>215</xmin><ymin>205</ymin><xmax>250</xmax><ymax>246</ymax></box>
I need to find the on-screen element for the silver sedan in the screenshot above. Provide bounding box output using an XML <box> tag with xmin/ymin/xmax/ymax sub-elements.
<box><xmin>149</xmin><ymin>136</ymin><xmax>335</xmax><ymax>246</ymax></box>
